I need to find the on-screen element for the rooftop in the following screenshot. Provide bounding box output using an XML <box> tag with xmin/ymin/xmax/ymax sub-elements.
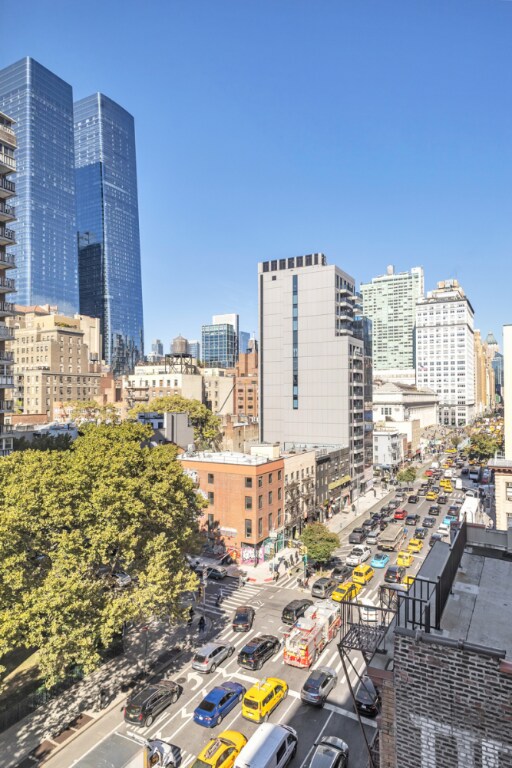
<box><xmin>179</xmin><ymin>451</ymin><xmax>279</xmax><ymax>466</ymax></box>
<box><xmin>439</xmin><ymin>549</ymin><xmax>512</xmax><ymax>658</ymax></box>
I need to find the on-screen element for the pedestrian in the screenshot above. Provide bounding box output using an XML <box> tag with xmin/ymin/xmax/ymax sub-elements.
<box><xmin>187</xmin><ymin>606</ymin><xmax>194</xmax><ymax>625</ymax></box>
<box><xmin>274</xmin><ymin>571</ymin><xmax>280</xmax><ymax>582</ymax></box>
<box><xmin>198</xmin><ymin>615</ymin><xmax>206</xmax><ymax>633</ymax></box>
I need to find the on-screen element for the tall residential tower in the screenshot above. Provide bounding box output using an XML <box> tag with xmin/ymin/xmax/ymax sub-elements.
<box><xmin>0</xmin><ymin>58</ymin><xmax>78</xmax><ymax>314</ymax></box>
<box><xmin>416</xmin><ymin>280</ymin><xmax>475</xmax><ymax>426</ymax></box>
<box><xmin>74</xmin><ymin>93</ymin><xmax>144</xmax><ymax>375</ymax></box>
<box><xmin>361</xmin><ymin>265</ymin><xmax>424</xmax><ymax>385</ymax></box>
<box><xmin>0</xmin><ymin>111</ymin><xmax>16</xmax><ymax>455</ymax></box>
<box><xmin>258</xmin><ymin>253</ymin><xmax>372</xmax><ymax>498</ymax></box>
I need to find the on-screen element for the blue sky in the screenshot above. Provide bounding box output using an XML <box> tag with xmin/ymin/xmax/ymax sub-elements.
<box><xmin>6</xmin><ymin>0</ymin><xmax>512</xmax><ymax>350</ymax></box>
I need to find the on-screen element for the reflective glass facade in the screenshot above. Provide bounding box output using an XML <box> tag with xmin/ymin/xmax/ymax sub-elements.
<box><xmin>202</xmin><ymin>323</ymin><xmax>237</xmax><ymax>368</ymax></box>
<box><xmin>0</xmin><ymin>58</ymin><xmax>79</xmax><ymax>314</ymax></box>
<box><xmin>75</xmin><ymin>94</ymin><xmax>144</xmax><ymax>374</ymax></box>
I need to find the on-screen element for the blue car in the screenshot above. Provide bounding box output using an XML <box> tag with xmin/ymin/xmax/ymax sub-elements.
<box><xmin>371</xmin><ymin>553</ymin><xmax>390</xmax><ymax>569</ymax></box>
<box><xmin>193</xmin><ymin>682</ymin><xmax>246</xmax><ymax>727</ymax></box>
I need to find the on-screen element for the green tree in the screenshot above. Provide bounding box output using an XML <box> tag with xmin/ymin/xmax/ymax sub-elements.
<box><xmin>0</xmin><ymin>421</ymin><xmax>205</xmax><ymax>687</ymax></box>
<box><xmin>468</xmin><ymin>433</ymin><xmax>503</xmax><ymax>462</ymax></box>
<box><xmin>64</xmin><ymin>400</ymin><xmax>122</xmax><ymax>425</ymax></box>
<box><xmin>301</xmin><ymin>523</ymin><xmax>340</xmax><ymax>564</ymax></box>
<box><xmin>130</xmin><ymin>395</ymin><xmax>222</xmax><ymax>449</ymax></box>
<box><xmin>12</xmin><ymin>434</ymin><xmax>73</xmax><ymax>452</ymax></box>
<box><xmin>396</xmin><ymin>467</ymin><xmax>417</xmax><ymax>484</ymax></box>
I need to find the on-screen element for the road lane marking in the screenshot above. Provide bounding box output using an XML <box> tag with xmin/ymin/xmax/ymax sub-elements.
<box><xmin>298</xmin><ymin>710</ymin><xmax>334</xmax><ymax>768</ymax></box>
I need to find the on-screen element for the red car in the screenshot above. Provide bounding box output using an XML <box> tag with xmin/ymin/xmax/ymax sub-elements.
<box><xmin>394</xmin><ymin>508</ymin><xmax>407</xmax><ymax>520</ymax></box>
<box><xmin>424</xmin><ymin>470</ymin><xmax>433</xmax><ymax>477</ymax></box>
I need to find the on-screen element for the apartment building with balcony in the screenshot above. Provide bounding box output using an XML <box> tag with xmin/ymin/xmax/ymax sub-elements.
<box><xmin>0</xmin><ymin>111</ymin><xmax>16</xmax><ymax>455</ymax></box>
<box><xmin>7</xmin><ymin>306</ymin><xmax>100</xmax><ymax>420</ymax></box>
<box><xmin>123</xmin><ymin>363</ymin><xmax>203</xmax><ymax>410</ymax></box>
<box><xmin>258</xmin><ymin>253</ymin><xmax>369</xmax><ymax>498</ymax></box>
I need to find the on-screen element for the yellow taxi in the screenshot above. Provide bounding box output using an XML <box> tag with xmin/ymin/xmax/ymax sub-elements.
<box><xmin>407</xmin><ymin>538</ymin><xmax>424</xmax><ymax>554</ymax></box>
<box><xmin>425</xmin><ymin>491</ymin><xmax>438</xmax><ymax>501</ymax></box>
<box><xmin>397</xmin><ymin>551</ymin><xmax>413</xmax><ymax>567</ymax></box>
<box><xmin>404</xmin><ymin>575</ymin><xmax>416</xmax><ymax>589</ymax></box>
<box><xmin>446</xmin><ymin>448</ymin><xmax>457</xmax><ymax>454</ymax></box>
<box><xmin>191</xmin><ymin>732</ymin><xmax>248</xmax><ymax>768</ymax></box>
<box><xmin>352</xmin><ymin>564</ymin><xmax>375</xmax><ymax>585</ymax></box>
<box><xmin>441</xmin><ymin>483</ymin><xmax>453</xmax><ymax>494</ymax></box>
<box><xmin>241</xmin><ymin>678</ymin><xmax>288</xmax><ymax>723</ymax></box>
<box><xmin>331</xmin><ymin>581</ymin><xmax>362</xmax><ymax>602</ymax></box>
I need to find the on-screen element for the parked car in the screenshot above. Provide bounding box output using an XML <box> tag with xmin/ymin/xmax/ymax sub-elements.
<box><xmin>193</xmin><ymin>682</ymin><xmax>246</xmax><ymax>727</ymax></box>
<box><xmin>371</xmin><ymin>552</ymin><xmax>390</xmax><ymax>569</ymax></box>
<box><xmin>384</xmin><ymin>565</ymin><xmax>406</xmax><ymax>584</ymax></box>
<box><xmin>207</xmin><ymin>566</ymin><xmax>228</xmax><ymax>580</ymax></box>
<box><xmin>281</xmin><ymin>599</ymin><xmax>313</xmax><ymax>626</ymax></box>
<box><xmin>232</xmin><ymin>606</ymin><xmax>255</xmax><ymax>632</ymax></box>
<box><xmin>405</xmin><ymin>513</ymin><xmax>420</xmax><ymax>526</ymax></box>
<box><xmin>422</xmin><ymin>516</ymin><xmax>436</xmax><ymax>528</ymax></box>
<box><xmin>346</xmin><ymin>546</ymin><xmax>371</xmax><ymax>567</ymax></box>
<box><xmin>348</xmin><ymin>527</ymin><xmax>367</xmax><ymax>544</ymax></box>
<box><xmin>330</xmin><ymin>565</ymin><xmax>353</xmax><ymax>582</ymax></box>
<box><xmin>407</xmin><ymin>495</ymin><xmax>419</xmax><ymax>504</ymax></box>
<box><xmin>354</xmin><ymin>676</ymin><xmax>380</xmax><ymax>717</ymax></box>
<box><xmin>124</xmin><ymin>680</ymin><xmax>180</xmax><ymax>727</ymax></box>
<box><xmin>193</xmin><ymin>642</ymin><xmax>235</xmax><ymax>673</ymax></box>
<box><xmin>309</xmin><ymin>737</ymin><xmax>349</xmax><ymax>768</ymax></box>
<box><xmin>311</xmin><ymin>577</ymin><xmax>338</xmax><ymax>598</ymax></box>
<box><xmin>237</xmin><ymin>635</ymin><xmax>281</xmax><ymax>670</ymax></box>
<box><xmin>301</xmin><ymin>667</ymin><xmax>338</xmax><ymax>707</ymax></box>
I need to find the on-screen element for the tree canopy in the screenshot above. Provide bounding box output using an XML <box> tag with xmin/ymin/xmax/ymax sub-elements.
<box><xmin>63</xmin><ymin>400</ymin><xmax>122</xmax><ymax>424</ymax></box>
<box><xmin>301</xmin><ymin>523</ymin><xmax>340</xmax><ymax>564</ymax></box>
<box><xmin>467</xmin><ymin>432</ymin><xmax>503</xmax><ymax>462</ymax></box>
<box><xmin>0</xmin><ymin>422</ymin><xmax>204</xmax><ymax>686</ymax></box>
<box><xmin>13</xmin><ymin>434</ymin><xmax>73</xmax><ymax>452</ymax></box>
<box><xmin>397</xmin><ymin>467</ymin><xmax>417</xmax><ymax>483</ymax></box>
<box><xmin>129</xmin><ymin>395</ymin><xmax>222</xmax><ymax>449</ymax></box>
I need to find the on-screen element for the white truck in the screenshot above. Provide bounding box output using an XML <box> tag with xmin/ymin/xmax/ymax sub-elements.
<box><xmin>346</xmin><ymin>545</ymin><xmax>371</xmax><ymax>566</ymax></box>
<box><xmin>378</xmin><ymin>522</ymin><xmax>405</xmax><ymax>552</ymax></box>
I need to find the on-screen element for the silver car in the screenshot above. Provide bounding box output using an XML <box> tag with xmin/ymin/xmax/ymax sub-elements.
<box><xmin>192</xmin><ymin>641</ymin><xmax>234</xmax><ymax>673</ymax></box>
<box><xmin>300</xmin><ymin>666</ymin><xmax>338</xmax><ymax>707</ymax></box>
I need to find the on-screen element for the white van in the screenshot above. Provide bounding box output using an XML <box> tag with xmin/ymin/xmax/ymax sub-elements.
<box><xmin>455</xmin><ymin>478</ymin><xmax>463</xmax><ymax>490</ymax></box>
<box><xmin>234</xmin><ymin>723</ymin><xmax>298</xmax><ymax>768</ymax></box>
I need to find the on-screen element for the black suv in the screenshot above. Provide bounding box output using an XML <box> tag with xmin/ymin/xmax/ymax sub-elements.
<box><xmin>237</xmin><ymin>634</ymin><xmax>281</xmax><ymax>670</ymax></box>
<box><xmin>282</xmin><ymin>599</ymin><xmax>313</xmax><ymax>625</ymax></box>
<box><xmin>362</xmin><ymin>518</ymin><xmax>378</xmax><ymax>531</ymax></box>
<box><xmin>124</xmin><ymin>681</ymin><xmax>180</xmax><ymax>727</ymax></box>
<box><xmin>405</xmin><ymin>513</ymin><xmax>420</xmax><ymax>526</ymax></box>
<box><xmin>232</xmin><ymin>605</ymin><xmax>255</xmax><ymax>632</ymax></box>
<box><xmin>348</xmin><ymin>528</ymin><xmax>367</xmax><ymax>544</ymax></box>
<box><xmin>330</xmin><ymin>564</ymin><xmax>353</xmax><ymax>582</ymax></box>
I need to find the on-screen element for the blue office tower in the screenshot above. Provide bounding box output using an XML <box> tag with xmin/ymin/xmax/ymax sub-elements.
<box><xmin>0</xmin><ymin>58</ymin><xmax>79</xmax><ymax>314</ymax></box>
<box><xmin>74</xmin><ymin>93</ymin><xmax>144</xmax><ymax>374</ymax></box>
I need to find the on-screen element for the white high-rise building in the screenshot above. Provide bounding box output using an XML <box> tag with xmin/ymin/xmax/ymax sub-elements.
<box><xmin>258</xmin><ymin>253</ymin><xmax>372</xmax><ymax>496</ymax></box>
<box><xmin>415</xmin><ymin>279</ymin><xmax>475</xmax><ymax>426</ymax></box>
<box><xmin>360</xmin><ymin>265</ymin><xmax>424</xmax><ymax>385</ymax></box>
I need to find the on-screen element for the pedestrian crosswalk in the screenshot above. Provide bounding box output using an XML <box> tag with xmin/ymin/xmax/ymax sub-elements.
<box><xmin>200</xmin><ymin>580</ymin><xmax>264</xmax><ymax>617</ymax></box>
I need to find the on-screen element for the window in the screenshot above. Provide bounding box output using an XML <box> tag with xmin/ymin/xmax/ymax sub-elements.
<box><xmin>208</xmin><ymin>473</ymin><xmax>214</xmax><ymax>484</ymax></box>
<box><xmin>268</xmin><ymin>473</ymin><xmax>273</xmax><ymax>484</ymax></box>
<box><xmin>258</xmin><ymin>517</ymin><xmax>263</xmax><ymax>536</ymax></box>
<box><xmin>258</xmin><ymin>495</ymin><xmax>263</xmax><ymax>509</ymax></box>
<box><xmin>258</xmin><ymin>477</ymin><xmax>263</xmax><ymax>488</ymax></box>
<box><xmin>245</xmin><ymin>496</ymin><xmax>253</xmax><ymax>510</ymax></box>
<box><xmin>208</xmin><ymin>491</ymin><xmax>214</xmax><ymax>504</ymax></box>
<box><xmin>278</xmin><ymin>470</ymin><xmax>282</xmax><ymax>480</ymax></box>
<box><xmin>268</xmin><ymin>491</ymin><xmax>273</xmax><ymax>504</ymax></box>
<box><xmin>506</xmin><ymin>483</ymin><xmax>512</xmax><ymax>502</ymax></box>
<box><xmin>278</xmin><ymin>487</ymin><xmax>282</xmax><ymax>500</ymax></box>
<box><xmin>245</xmin><ymin>477</ymin><xmax>252</xmax><ymax>488</ymax></box>
<box><xmin>245</xmin><ymin>519</ymin><xmax>252</xmax><ymax>537</ymax></box>
<box><xmin>268</xmin><ymin>513</ymin><xmax>273</xmax><ymax>531</ymax></box>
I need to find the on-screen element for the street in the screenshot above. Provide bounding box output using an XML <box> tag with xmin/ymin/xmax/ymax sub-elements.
<box><xmin>43</xmin><ymin>457</ymin><xmax>477</xmax><ymax>768</ymax></box>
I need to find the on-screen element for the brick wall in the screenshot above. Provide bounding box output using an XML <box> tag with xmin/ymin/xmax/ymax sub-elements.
<box><xmin>390</xmin><ymin>632</ymin><xmax>512</xmax><ymax>767</ymax></box>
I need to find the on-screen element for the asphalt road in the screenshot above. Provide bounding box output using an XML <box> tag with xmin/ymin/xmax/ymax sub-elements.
<box><xmin>46</xmin><ymin>456</ymin><xmax>475</xmax><ymax>768</ymax></box>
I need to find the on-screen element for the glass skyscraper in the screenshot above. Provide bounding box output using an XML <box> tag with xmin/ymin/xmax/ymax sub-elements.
<box><xmin>202</xmin><ymin>323</ymin><xmax>237</xmax><ymax>368</ymax></box>
<box><xmin>0</xmin><ymin>58</ymin><xmax>79</xmax><ymax>314</ymax></box>
<box><xmin>74</xmin><ymin>93</ymin><xmax>144</xmax><ymax>374</ymax></box>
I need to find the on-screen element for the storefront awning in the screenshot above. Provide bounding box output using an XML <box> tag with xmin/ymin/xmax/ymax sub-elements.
<box><xmin>328</xmin><ymin>475</ymin><xmax>351</xmax><ymax>491</ymax></box>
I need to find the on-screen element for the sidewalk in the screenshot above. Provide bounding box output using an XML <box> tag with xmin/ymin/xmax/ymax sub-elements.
<box><xmin>0</xmin><ymin>614</ymin><xmax>216</xmax><ymax>768</ymax></box>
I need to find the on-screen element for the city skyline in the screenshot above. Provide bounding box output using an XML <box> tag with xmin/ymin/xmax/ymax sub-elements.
<box><xmin>4</xmin><ymin>1</ymin><xmax>511</xmax><ymax>351</ymax></box>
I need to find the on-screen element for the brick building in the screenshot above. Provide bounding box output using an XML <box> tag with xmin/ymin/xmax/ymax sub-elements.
<box><xmin>179</xmin><ymin>450</ymin><xmax>284</xmax><ymax>565</ymax></box>
<box><xmin>366</xmin><ymin>523</ymin><xmax>512</xmax><ymax>768</ymax></box>
<box><xmin>231</xmin><ymin>341</ymin><xmax>258</xmax><ymax>421</ymax></box>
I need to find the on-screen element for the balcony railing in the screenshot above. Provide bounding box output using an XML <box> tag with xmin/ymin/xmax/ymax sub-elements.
<box><xmin>0</xmin><ymin>178</ymin><xmax>15</xmax><ymax>195</ymax></box>
<box><xmin>0</xmin><ymin>277</ymin><xmax>15</xmax><ymax>291</ymax></box>
<box><xmin>0</xmin><ymin>301</ymin><xmax>14</xmax><ymax>314</ymax></box>
<box><xmin>0</xmin><ymin>326</ymin><xmax>14</xmax><ymax>340</ymax></box>
<box><xmin>0</xmin><ymin>226</ymin><xmax>15</xmax><ymax>244</ymax></box>
<box><xmin>0</xmin><ymin>201</ymin><xmax>15</xmax><ymax>219</ymax></box>
<box><xmin>0</xmin><ymin>152</ymin><xmax>15</xmax><ymax>171</ymax></box>
<box><xmin>0</xmin><ymin>401</ymin><xmax>13</xmax><ymax>412</ymax></box>
<box><xmin>0</xmin><ymin>424</ymin><xmax>13</xmax><ymax>435</ymax></box>
<box><xmin>0</xmin><ymin>350</ymin><xmax>13</xmax><ymax>363</ymax></box>
<box><xmin>0</xmin><ymin>376</ymin><xmax>14</xmax><ymax>387</ymax></box>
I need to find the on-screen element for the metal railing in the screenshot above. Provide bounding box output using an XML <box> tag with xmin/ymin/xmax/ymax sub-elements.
<box><xmin>0</xmin><ymin>226</ymin><xmax>15</xmax><ymax>242</ymax></box>
<box><xmin>0</xmin><ymin>152</ymin><xmax>15</xmax><ymax>170</ymax></box>
<box><xmin>0</xmin><ymin>326</ymin><xmax>14</xmax><ymax>340</ymax></box>
<box><xmin>0</xmin><ymin>201</ymin><xmax>14</xmax><ymax>217</ymax></box>
<box><xmin>0</xmin><ymin>177</ymin><xmax>15</xmax><ymax>194</ymax></box>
